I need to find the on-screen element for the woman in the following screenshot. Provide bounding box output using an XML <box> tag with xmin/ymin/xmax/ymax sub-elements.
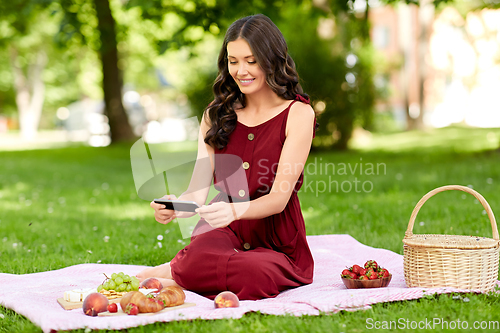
<box><xmin>137</xmin><ymin>14</ymin><xmax>316</xmax><ymax>300</ymax></box>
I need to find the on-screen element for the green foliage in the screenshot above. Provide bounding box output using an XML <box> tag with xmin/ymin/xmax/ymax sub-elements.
<box><xmin>0</xmin><ymin>0</ymin><xmax>54</xmax><ymax>37</ymax></box>
<box><xmin>0</xmin><ymin>1</ymin><xmax>86</xmax><ymax>125</ymax></box>
<box><xmin>286</xmin><ymin>13</ymin><xmax>376</xmax><ymax>148</ymax></box>
<box><xmin>125</xmin><ymin>0</ymin><xmax>288</xmax><ymax>53</ymax></box>
<box><xmin>180</xmin><ymin>1</ymin><xmax>378</xmax><ymax>149</ymax></box>
<box><xmin>289</xmin><ymin>6</ymin><xmax>376</xmax><ymax>150</ymax></box>
<box><xmin>184</xmin><ymin>66</ymin><xmax>218</xmax><ymax>120</ymax></box>
<box><xmin>0</xmin><ymin>52</ymin><xmax>16</xmax><ymax>116</ymax></box>
<box><xmin>55</xmin><ymin>0</ymin><xmax>100</xmax><ymax>50</ymax></box>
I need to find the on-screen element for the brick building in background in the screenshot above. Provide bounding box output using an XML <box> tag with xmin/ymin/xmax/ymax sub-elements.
<box><xmin>368</xmin><ymin>2</ymin><xmax>500</xmax><ymax>130</ymax></box>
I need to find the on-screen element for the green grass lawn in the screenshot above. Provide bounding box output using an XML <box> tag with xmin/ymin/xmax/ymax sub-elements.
<box><xmin>1</xmin><ymin>126</ymin><xmax>500</xmax><ymax>332</ymax></box>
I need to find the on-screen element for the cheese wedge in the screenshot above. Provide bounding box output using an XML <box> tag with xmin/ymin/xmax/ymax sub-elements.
<box><xmin>63</xmin><ymin>288</ymin><xmax>96</xmax><ymax>302</ymax></box>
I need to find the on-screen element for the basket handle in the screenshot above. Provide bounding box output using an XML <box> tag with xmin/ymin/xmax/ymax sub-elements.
<box><xmin>405</xmin><ymin>185</ymin><xmax>499</xmax><ymax>240</ymax></box>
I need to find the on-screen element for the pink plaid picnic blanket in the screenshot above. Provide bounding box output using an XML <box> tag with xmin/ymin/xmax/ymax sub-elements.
<box><xmin>0</xmin><ymin>234</ymin><xmax>495</xmax><ymax>332</ymax></box>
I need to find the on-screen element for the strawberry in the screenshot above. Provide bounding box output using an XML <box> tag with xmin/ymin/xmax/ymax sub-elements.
<box><xmin>358</xmin><ymin>275</ymin><xmax>369</xmax><ymax>280</ymax></box>
<box><xmin>359</xmin><ymin>268</ymin><xmax>367</xmax><ymax>276</ymax></box>
<box><xmin>379</xmin><ymin>268</ymin><xmax>390</xmax><ymax>278</ymax></box>
<box><xmin>364</xmin><ymin>260</ymin><xmax>378</xmax><ymax>270</ymax></box>
<box><xmin>125</xmin><ymin>303</ymin><xmax>139</xmax><ymax>315</ymax></box>
<box><xmin>367</xmin><ymin>270</ymin><xmax>378</xmax><ymax>280</ymax></box>
<box><xmin>341</xmin><ymin>269</ymin><xmax>359</xmax><ymax>279</ymax></box>
<box><xmin>340</xmin><ymin>268</ymin><xmax>352</xmax><ymax>279</ymax></box>
<box><xmin>107</xmin><ymin>303</ymin><xmax>118</xmax><ymax>313</ymax></box>
<box><xmin>351</xmin><ymin>264</ymin><xmax>363</xmax><ymax>275</ymax></box>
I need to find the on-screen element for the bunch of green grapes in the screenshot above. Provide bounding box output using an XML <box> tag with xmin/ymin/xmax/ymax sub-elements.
<box><xmin>97</xmin><ymin>272</ymin><xmax>140</xmax><ymax>292</ymax></box>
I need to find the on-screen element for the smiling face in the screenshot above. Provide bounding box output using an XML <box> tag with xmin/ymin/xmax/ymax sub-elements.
<box><xmin>227</xmin><ymin>38</ymin><xmax>268</xmax><ymax>96</ymax></box>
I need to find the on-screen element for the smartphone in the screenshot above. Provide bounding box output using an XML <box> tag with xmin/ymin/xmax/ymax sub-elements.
<box><xmin>153</xmin><ymin>199</ymin><xmax>201</xmax><ymax>212</ymax></box>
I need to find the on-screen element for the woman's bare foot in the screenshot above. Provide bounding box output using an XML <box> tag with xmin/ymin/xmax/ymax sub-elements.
<box><xmin>136</xmin><ymin>262</ymin><xmax>172</xmax><ymax>282</ymax></box>
<box><xmin>156</xmin><ymin>277</ymin><xmax>184</xmax><ymax>290</ymax></box>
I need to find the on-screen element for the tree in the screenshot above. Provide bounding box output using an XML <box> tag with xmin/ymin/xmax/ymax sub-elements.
<box><xmin>0</xmin><ymin>0</ymin><xmax>135</xmax><ymax>142</ymax></box>
<box><xmin>94</xmin><ymin>0</ymin><xmax>135</xmax><ymax>142</ymax></box>
<box><xmin>0</xmin><ymin>1</ymin><xmax>52</xmax><ymax>140</ymax></box>
<box><xmin>58</xmin><ymin>0</ymin><xmax>135</xmax><ymax>143</ymax></box>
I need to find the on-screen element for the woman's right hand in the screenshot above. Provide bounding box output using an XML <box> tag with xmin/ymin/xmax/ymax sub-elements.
<box><xmin>150</xmin><ymin>194</ymin><xmax>178</xmax><ymax>224</ymax></box>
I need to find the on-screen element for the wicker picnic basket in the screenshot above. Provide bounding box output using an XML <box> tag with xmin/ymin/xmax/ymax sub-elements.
<box><xmin>403</xmin><ymin>185</ymin><xmax>499</xmax><ymax>292</ymax></box>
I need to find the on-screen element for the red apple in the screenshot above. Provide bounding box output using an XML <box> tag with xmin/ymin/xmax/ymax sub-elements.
<box><xmin>214</xmin><ymin>291</ymin><xmax>239</xmax><ymax>308</ymax></box>
<box><xmin>83</xmin><ymin>293</ymin><xmax>109</xmax><ymax>316</ymax></box>
<box><xmin>139</xmin><ymin>278</ymin><xmax>163</xmax><ymax>292</ymax></box>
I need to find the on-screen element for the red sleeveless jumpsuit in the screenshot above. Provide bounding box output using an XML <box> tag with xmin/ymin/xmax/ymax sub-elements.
<box><xmin>170</xmin><ymin>95</ymin><xmax>314</xmax><ymax>300</ymax></box>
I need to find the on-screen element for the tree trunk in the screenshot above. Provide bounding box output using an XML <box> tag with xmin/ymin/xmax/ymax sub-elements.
<box><xmin>416</xmin><ymin>0</ymin><xmax>434</xmax><ymax>130</ymax></box>
<box><xmin>362</xmin><ymin>1</ymin><xmax>370</xmax><ymax>42</ymax></box>
<box><xmin>10</xmin><ymin>47</ymin><xmax>46</xmax><ymax>140</ymax></box>
<box><xmin>333</xmin><ymin>115</ymin><xmax>354</xmax><ymax>150</ymax></box>
<box><xmin>397</xmin><ymin>4</ymin><xmax>412</xmax><ymax>131</ymax></box>
<box><xmin>94</xmin><ymin>0</ymin><xmax>135</xmax><ymax>143</ymax></box>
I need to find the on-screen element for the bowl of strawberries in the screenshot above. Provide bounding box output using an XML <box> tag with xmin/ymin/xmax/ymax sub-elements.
<box><xmin>341</xmin><ymin>260</ymin><xmax>391</xmax><ymax>289</ymax></box>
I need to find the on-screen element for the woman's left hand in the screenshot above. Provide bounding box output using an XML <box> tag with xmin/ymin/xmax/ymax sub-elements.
<box><xmin>196</xmin><ymin>202</ymin><xmax>235</xmax><ymax>229</ymax></box>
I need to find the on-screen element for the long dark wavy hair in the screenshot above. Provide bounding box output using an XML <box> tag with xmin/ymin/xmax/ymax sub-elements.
<box><xmin>204</xmin><ymin>14</ymin><xmax>309</xmax><ymax>150</ymax></box>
